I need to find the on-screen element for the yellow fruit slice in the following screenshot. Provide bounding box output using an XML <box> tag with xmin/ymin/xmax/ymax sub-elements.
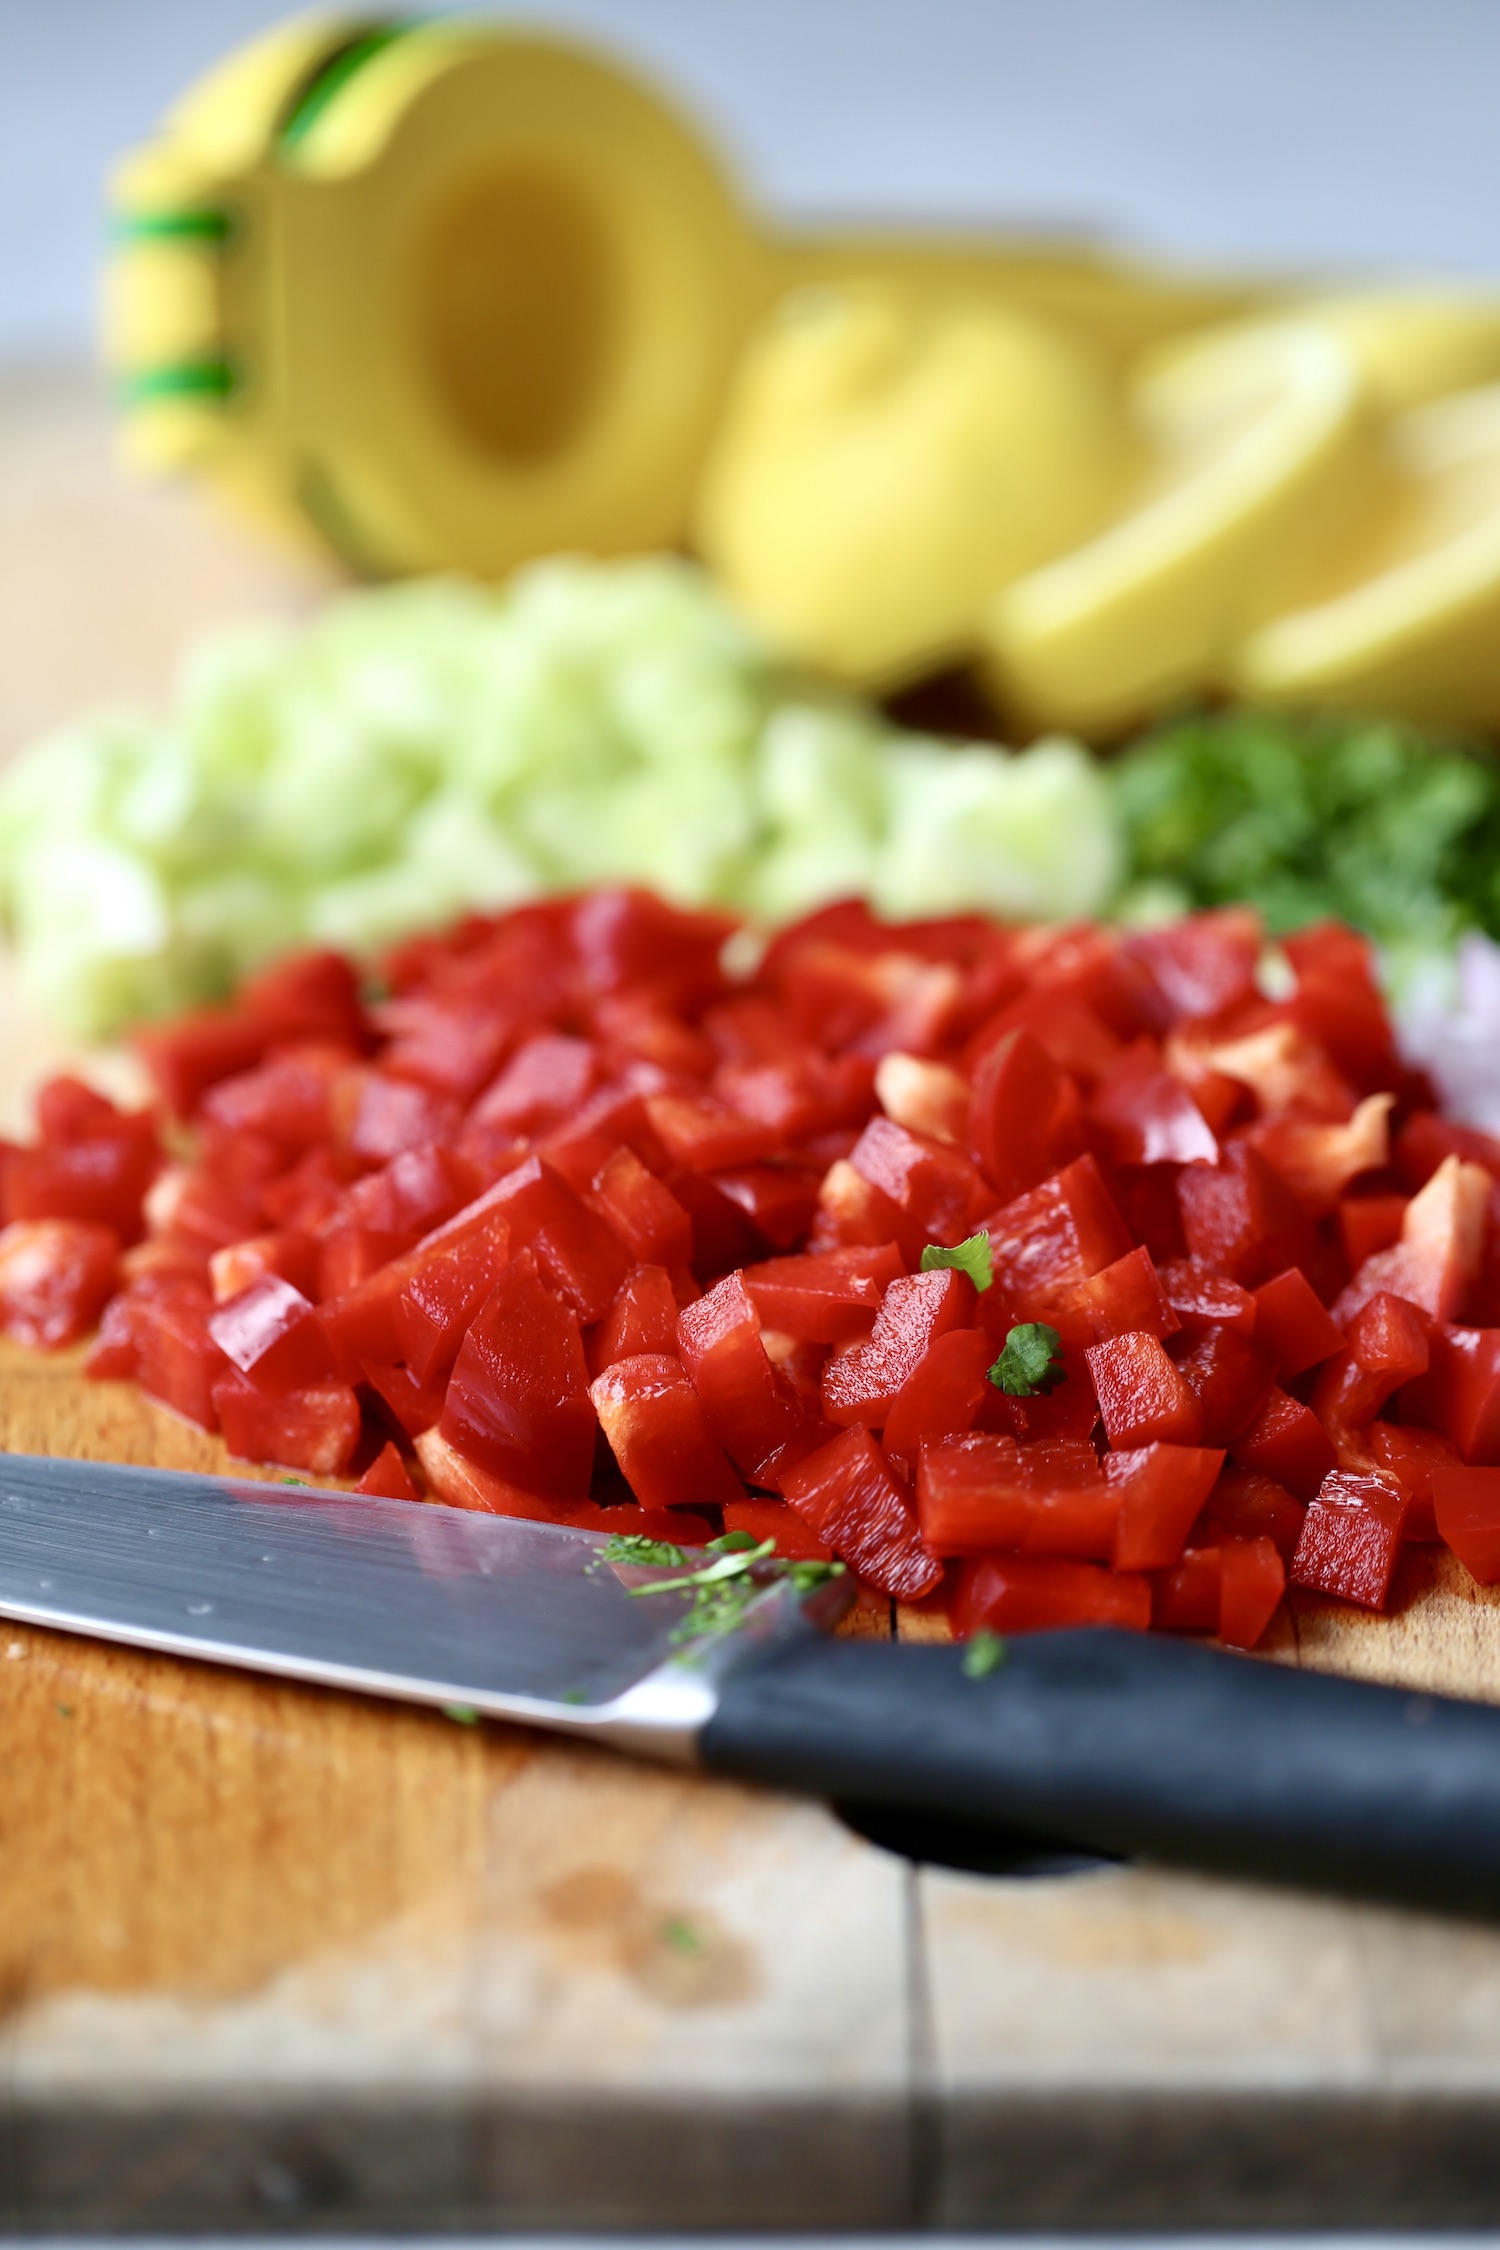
<box><xmin>1303</xmin><ymin>289</ymin><xmax>1500</xmax><ymax>411</ymax></box>
<box><xmin>693</xmin><ymin>282</ymin><xmax>1133</xmax><ymax>689</ymax></box>
<box><xmin>1231</xmin><ymin>381</ymin><xmax>1500</xmax><ymax>726</ymax></box>
<box><xmin>979</xmin><ymin>319</ymin><xmax>1372</xmax><ymax>737</ymax></box>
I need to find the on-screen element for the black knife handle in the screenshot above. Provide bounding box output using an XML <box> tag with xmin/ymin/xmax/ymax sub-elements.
<box><xmin>700</xmin><ymin>1628</ymin><xmax>1500</xmax><ymax>1915</ymax></box>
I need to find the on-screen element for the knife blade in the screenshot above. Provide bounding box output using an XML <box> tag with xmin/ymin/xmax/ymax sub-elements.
<box><xmin>6</xmin><ymin>1450</ymin><xmax>1500</xmax><ymax>1918</ymax></box>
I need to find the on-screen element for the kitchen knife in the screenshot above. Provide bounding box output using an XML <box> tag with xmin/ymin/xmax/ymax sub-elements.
<box><xmin>3</xmin><ymin>1450</ymin><xmax>1499</xmax><ymax>1917</ymax></box>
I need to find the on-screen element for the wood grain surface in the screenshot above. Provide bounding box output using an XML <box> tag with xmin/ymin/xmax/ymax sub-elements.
<box><xmin>8</xmin><ymin>378</ymin><xmax>1500</xmax><ymax>2232</ymax></box>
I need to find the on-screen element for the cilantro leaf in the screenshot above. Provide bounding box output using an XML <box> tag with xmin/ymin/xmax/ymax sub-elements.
<box><xmin>707</xmin><ymin>1529</ymin><xmax>764</xmax><ymax>1553</ymax></box>
<box><xmin>961</xmin><ymin>1630</ymin><xmax>1007</xmax><ymax>1679</ymax></box>
<box><xmin>989</xmin><ymin>1321</ymin><xmax>1065</xmax><ymax>1397</ymax></box>
<box><xmin>920</xmin><ymin>1231</ymin><xmax>994</xmax><ymax>1292</ymax></box>
<box><xmin>599</xmin><ymin>1533</ymin><xmax>687</xmax><ymax>1568</ymax></box>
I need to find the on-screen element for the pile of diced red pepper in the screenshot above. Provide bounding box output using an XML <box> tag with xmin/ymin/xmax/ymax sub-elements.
<box><xmin>5</xmin><ymin>886</ymin><xmax>1500</xmax><ymax>1649</ymax></box>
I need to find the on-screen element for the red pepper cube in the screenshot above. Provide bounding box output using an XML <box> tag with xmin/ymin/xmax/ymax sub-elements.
<box><xmin>361</xmin><ymin>1356</ymin><xmax>447</xmax><ymax>1438</ymax></box>
<box><xmin>711</xmin><ymin>1164</ymin><xmax>820</xmax><ymax>1254</ymax></box>
<box><xmin>1152</xmin><ymin>1546</ymin><xmax>1222</xmax><ymax>1633</ymax></box>
<box><xmin>1198</xmin><ymin>1465</ymin><xmax>1308</xmax><ymax>1562</ymax></box>
<box><xmin>985</xmin><ymin>1154</ymin><xmax>1132</xmax><ymax>1309</ymax></box>
<box><xmin>742</xmin><ymin>1244</ymin><xmax>903</xmax><ymax>1344</ymax></box>
<box><xmin>202</xmin><ymin>1044</ymin><xmax>352</xmax><ymax>1152</ymax></box>
<box><xmin>1432</xmin><ymin>1465</ymin><xmax>1500</xmax><ymax>1583</ymax></box>
<box><xmin>782</xmin><ymin>1426</ymin><xmax>942</xmax><ymax>1600</ymax></box>
<box><xmin>334</xmin><ymin>1069</ymin><xmax>460</xmax><ymax>1169</ymax></box>
<box><xmin>0</xmin><ymin>1219</ymin><xmax>119</xmax><ymax>1350</ymax></box>
<box><xmin>1158</xmin><ymin>1260</ymin><xmax>1258</xmax><ymax>1338</ymax></box>
<box><xmin>1087</xmin><ymin>1331</ymin><xmax>1204</xmax><ymax>1449</ymax></box>
<box><xmin>882</xmin><ymin>1328</ymin><xmax>995</xmax><ymax>1468</ymax></box>
<box><xmin>807</xmin><ymin>1160</ymin><xmax>908</xmax><ymax>1256</ymax></box>
<box><xmin>1106</xmin><ymin>1442</ymin><xmax>1224</xmax><ymax>1571</ymax></box>
<box><xmin>134</xmin><ymin>1007</ymin><xmax>269</xmax><ymax>1120</ymax></box>
<box><xmin>241</xmin><ymin>947</ymin><xmax>367</xmax><ymax>1049</ymax></box>
<box><xmin>355</xmin><ymin>1441</ymin><xmax>419</xmax><ymax>1501</ymax></box>
<box><xmin>644</xmin><ymin>1094</ymin><xmax>781</xmax><ymax>1173</ymax></box>
<box><xmin>212</xmin><ymin>1370</ymin><xmax>363</xmax><ymax>1476</ymax></box>
<box><xmin>5</xmin><ymin>1121</ymin><xmax>159</xmax><ymax>1245</ymax></box>
<box><xmin>1401</xmin><ymin>1325</ymin><xmax>1500</xmax><ymax>1463</ymax></box>
<box><xmin>395</xmin><ymin>1219</ymin><xmax>511</xmax><ymax>1387</ymax></box>
<box><xmin>208</xmin><ymin>1273</ymin><xmax>335</xmax><ymax>1392</ymax></box>
<box><xmin>467</xmin><ymin>1032</ymin><xmax>597</xmax><ymax>1140</ymax></box>
<box><xmin>588</xmin><ymin>1264</ymin><xmax>683</xmax><ymax>1376</ymax></box>
<box><xmin>722</xmin><ymin>1497</ymin><xmax>834</xmax><ymax>1561</ymax></box>
<box><xmin>966</xmin><ymin>1027</ymin><xmax>1083</xmax><ymax>1206</ymax></box>
<box><xmin>1089</xmin><ymin>1039</ymin><xmax>1219</xmax><ymax>1168</ymax></box>
<box><xmin>822</xmin><ymin>1266</ymin><xmax>977</xmax><ymax>1428</ymax></box>
<box><xmin>1367</xmin><ymin>1421</ymin><xmax>1459</xmax><ymax>1541</ymax></box>
<box><xmin>84</xmin><ymin>1287</ymin><xmax>143</xmax><ymax>1380</ymax></box>
<box><xmin>1230</xmin><ymin>1386</ymin><xmax>1337</xmax><ymax>1504</ymax></box>
<box><xmin>951</xmin><ymin>1554</ymin><xmax>1150</xmax><ymax>1637</ymax></box>
<box><xmin>317</xmin><ymin>1227</ymin><xmax>415</xmax><ymax>1303</ymax></box>
<box><xmin>1051</xmin><ymin>1245</ymin><xmax>1180</xmax><ymax>1348</ymax></box>
<box><xmin>1171</xmin><ymin>1324</ymin><xmax>1274</xmax><ymax>1445</ymax></box>
<box><xmin>209</xmin><ymin>1230</ymin><xmax>318</xmax><ymax>1305</ymax></box>
<box><xmin>589</xmin><ymin>1353</ymin><xmax>744</xmax><ymax>1513</ymax></box>
<box><xmin>583</xmin><ymin>1146</ymin><xmax>693</xmax><ymax>1270</ymax></box>
<box><xmin>1177</xmin><ymin>1142</ymin><xmax>1312</xmax><ymax>1286</ymax></box>
<box><xmin>848</xmin><ymin>1116</ymin><xmax>989</xmax><ymax>1249</ymax></box>
<box><xmin>439</xmin><ymin>1248</ymin><xmax>596</xmax><ymax>1496</ymax></box>
<box><xmin>1125</xmin><ymin>905</ymin><xmax>1262</xmax><ymax>1024</ymax></box>
<box><xmin>1290</xmin><ymin>1470</ymin><xmax>1410</xmax><ymax>1610</ymax></box>
<box><xmin>1338</xmin><ymin>1194</ymin><xmax>1408</xmax><ymax>1271</ymax></box>
<box><xmin>1218</xmin><ymin>1536</ymin><xmax>1287</xmax><ymax>1649</ymax></box>
<box><xmin>916</xmin><ymin>1433</ymin><xmax>1116</xmax><ymax>1561</ymax></box>
<box><xmin>484</xmin><ymin>1155</ymin><xmax>629</xmax><ymax>1324</ymax></box>
<box><xmin>677</xmin><ymin>1271</ymin><xmax>806</xmax><ymax>1478</ymax></box>
<box><xmin>414</xmin><ymin>1426</ymin><xmax>597</xmax><ymax>1522</ymax></box>
<box><xmin>1251</xmin><ymin>1267</ymin><xmax>1345</xmax><ymax>1377</ymax></box>
<box><xmin>131</xmin><ymin>1283</ymin><xmax>229</xmax><ymax>1431</ymax></box>
<box><xmin>1312</xmin><ymin>1293</ymin><xmax>1432</xmax><ymax>1445</ymax></box>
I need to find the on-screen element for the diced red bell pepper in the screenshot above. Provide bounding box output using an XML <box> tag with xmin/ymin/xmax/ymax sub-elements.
<box><xmin>1171</xmin><ymin>1324</ymin><xmax>1273</xmax><ymax>1445</ymax></box>
<box><xmin>808</xmin><ymin>1159</ymin><xmax>907</xmax><ymax>1255</ymax></box>
<box><xmin>951</xmin><ymin>1553</ymin><xmax>1150</xmax><ymax>1637</ymax></box>
<box><xmin>985</xmin><ymin>1154</ymin><xmax>1133</xmax><ymax>1310</ymax></box>
<box><xmin>717</xmin><ymin>1050</ymin><xmax>875</xmax><ymax>1142</ymax></box>
<box><xmin>1177</xmin><ymin>1141</ymin><xmax>1313</xmax><ymax>1287</ymax></box>
<box><xmin>481</xmin><ymin>1155</ymin><xmax>629</xmax><ymax>1323</ymax></box>
<box><xmin>1400</xmin><ymin>1325</ymin><xmax>1500</xmax><ymax>1464</ymax></box>
<box><xmin>355</xmin><ymin>1441</ymin><xmax>419</xmax><ymax>1501</ymax></box>
<box><xmin>240</xmin><ymin>947</ymin><xmax>368</xmax><ymax>1051</ymax></box>
<box><xmin>1289</xmin><ymin>1469</ymin><xmax>1410</xmax><ymax>1609</ymax></box>
<box><xmin>1431</xmin><ymin>1465</ymin><xmax>1500</xmax><ymax>1583</ymax></box>
<box><xmin>361</xmin><ymin>1356</ymin><xmax>447</xmax><ymax>1439</ymax></box>
<box><xmin>1152</xmin><ymin>1537</ymin><xmax>1285</xmax><ymax>1648</ymax></box>
<box><xmin>848</xmin><ymin>1116</ymin><xmax>989</xmax><ymax>1250</ymax></box>
<box><xmin>1366</xmin><ymin>1421</ymin><xmax>1457</xmax><ymax>1542</ymax></box>
<box><xmin>134</xmin><ymin>1007</ymin><xmax>270</xmax><ymax>1120</ymax></box>
<box><xmin>208</xmin><ymin>1274</ymin><xmax>336</xmax><ymax>1391</ymax></box>
<box><xmin>677</xmin><ymin>1270</ymin><xmax>806</xmax><ymax>1477</ymax></box>
<box><xmin>1196</xmin><ymin>1465</ymin><xmax>1307</xmax><ymax>1561</ymax></box>
<box><xmin>781</xmin><ymin>1426</ymin><xmax>942</xmax><ymax>1599</ymax></box>
<box><xmin>1049</xmin><ymin>1245</ymin><xmax>1180</xmax><ymax>1347</ymax></box>
<box><xmin>201</xmin><ymin>1045</ymin><xmax>352</xmax><ymax>1151</ymax></box>
<box><xmin>131</xmin><ymin>1281</ymin><xmax>228</xmax><ymax>1430</ymax></box>
<box><xmin>822</xmin><ymin>1266</ymin><xmax>977</xmax><ymax>1427</ymax></box>
<box><xmin>742</xmin><ymin>1244</ymin><xmax>903</xmax><ymax>1343</ymax></box>
<box><xmin>645</xmin><ymin>1094</ymin><xmax>780</xmax><ymax>1173</ymax></box>
<box><xmin>332</xmin><ymin>1143</ymin><xmax>476</xmax><ymax>1240</ymax></box>
<box><xmin>317</xmin><ymin>1228</ymin><xmax>415</xmax><ymax>1303</ymax></box>
<box><xmin>1151</xmin><ymin>1546</ymin><xmax>1221</xmax><ymax>1633</ymax></box>
<box><xmin>213</xmin><ymin>1370</ymin><xmax>362</xmax><ymax>1476</ymax></box>
<box><xmin>966</xmin><ymin>1028</ymin><xmax>1083</xmax><ymax>1206</ymax></box>
<box><xmin>881</xmin><ymin>1328</ymin><xmax>995</xmax><ymax>1468</ymax></box>
<box><xmin>1313</xmin><ymin>1292</ymin><xmax>1431</xmax><ymax>1452</ymax></box>
<box><xmin>333</xmin><ymin>1069</ymin><xmax>460</xmax><ymax>1169</ymax></box>
<box><xmin>1251</xmin><ymin>1093</ymin><xmax>1393</xmax><ymax>1214</ymax></box>
<box><xmin>1251</xmin><ymin>1266</ymin><xmax>1344</xmax><ymax>1376</ymax></box>
<box><xmin>439</xmin><ymin>1248</ymin><xmax>596</xmax><ymax>1495</ymax></box>
<box><xmin>1087</xmin><ymin>1331</ymin><xmax>1204</xmax><ymax>1448</ymax></box>
<box><xmin>589</xmin><ymin>1353</ymin><xmax>744</xmax><ymax>1513</ymax></box>
<box><xmin>917</xmin><ymin>1433</ymin><xmax>1116</xmax><ymax>1560</ymax></box>
<box><xmin>1339</xmin><ymin>1193</ymin><xmax>1408</xmax><ymax>1271</ymax></box>
<box><xmin>711</xmin><ymin>1164</ymin><xmax>820</xmax><ymax>1252</ymax></box>
<box><xmin>209</xmin><ymin>1229</ymin><xmax>318</xmax><ymax>1305</ymax></box>
<box><xmin>583</xmin><ymin>1146</ymin><xmax>693</xmax><ymax>1269</ymax></box>
<box><xmin>373</xmin><ymin>996</ymin><xmax>515</xmax><ymax>1102</ymax></box>
<box><xmin>588</xmin><ymin>1263</ymin><xmax>682</xmax><ymax>1375</ymax></box>
<box><xmin>1230</xmin><ymin>1386</ymin><xmax>1337</xmax><ymax>1504</ymax></box>
<box><xmin>1089</xmin><ymin>1039</ymin><xmax>1219</xmax><ymax>1168</ymax></box>
<box><xmin>1157</xmin><ymin>1260</ymin><xmax>1258</xmax><ymax>1337</ymax></box>
<box><xmin>1107</xmin><ymin>1442</ymin><xmax>1224</xmax><ymax>1570</ymax></box>
<box><xmin>571</xmin><ymin>886</ymin><xmax>735</xmax><ymax>1007</ymax></box>
<box><xmin>395</xmin><ymin>1219</ymin><xmax>511</xmax><ymax>1386</ymax></box>
<box><xmin>1127</xmin><ymin>906</ymin><xmax>1262</xmax><ymax>1023</ymax></box>
<box><xmin>0</xmin><ymin>1219</ymin><xmax>118</xmax><ymax>1350</ymax></box>
<box><xmin>1281</xmin><ymin>921</ymin><xmax>1401</xmax><ymax>1092</ymax></box>
<box><xmin>259</xmin><ymin>1147</ymin><xmax>345</xmax><ymax>1236</ymax></box>
<box><xmin>873</xmin><ymin>1052</ymin><xmax>971</xmax><ymax>1146</ymax></box>
<box><xmin>5</xmin><ymin>1115</ymin><xmax>159</xmax><ymax>1244</ymax></box>
<box><xmin>1334</xmin><ymin>1153</ymin><xmax>1489</xmax><ymax>1325</ymax></box>
<box><xmin>414</xmin><ymin>1426</ymin><xmax>596</xmax><ymax>1522</ymax></box>
<box><xmin>722</xmin><ymin>1496</ymin><xmax>834</xmax><ymax>1561</ymax></box>
<box><xmin>466</xmin><ymin>1032</ymin><xmax>597</xmax><ymax>1140</ymax></box>
<box><xmin>1397</xmin><ymin>1110</ymin><xmax>1500</xmax><ymax>1192</ymax></box>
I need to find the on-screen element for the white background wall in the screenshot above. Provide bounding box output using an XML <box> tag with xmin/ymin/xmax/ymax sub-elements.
<box><xmin>3</xmin><ymin>0</ymin><xmax>1500</xmax><ymax>363</ymax></box>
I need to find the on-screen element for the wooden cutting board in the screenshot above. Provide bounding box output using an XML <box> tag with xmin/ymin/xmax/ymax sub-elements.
<box><xmin>9</xmin><ymin>375</ymin><xmax>1500</xmax><ymax>2233</ymax></box>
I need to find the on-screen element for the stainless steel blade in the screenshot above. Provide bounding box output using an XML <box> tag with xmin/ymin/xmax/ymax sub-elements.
<box><xmin>0</xmin><ymin>1454</ymin><xmax>841</xmax><ymax>1760</ymax></box>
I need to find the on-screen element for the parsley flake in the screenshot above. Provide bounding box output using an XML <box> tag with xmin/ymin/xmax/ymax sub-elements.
<box><xmin>598</xmin><ymin>1533</ymin><xmax>687</xmax><ymax>1569</ymax></box>
<box><xmin>989</xmin><ymin>1321</ymin><xmax>1065</xmax><ymax>1397</ymax></box>
<box><xmin>442</xmin><ymin>1702</ymin><xmax>480</xmax><ymax>1726</ymax></box>
<box><xmin>961</xmin><ymin>1631</ymin><xmax>1007</xmax><ymax>1679</ymax></box>
<box><xmin>920</xmin><ymin>1231</ymin><xmax>994</xmax><ymax>1292</ymax></box>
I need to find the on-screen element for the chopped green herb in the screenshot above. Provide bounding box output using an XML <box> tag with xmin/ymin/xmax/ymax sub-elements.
<box><xmin>788</xmin><ymin>1560</ymin><xmax>847</xmax><ymax>1596</ymax></box>
<box><xmin>55</xmin><ymin>1702</ymin><xmax>74</xmax><ymax>1720</ymax></box>
<box><xmin>962</xmin><ymin>1631</ymin><xmax>1007</xmax><ymax>1679</ymax></box>
<box><xmin>661</xmin><ymin>1916</ymin><xmax>703</xmax><ymax>1954</ymax></box>
<box><xmin>598</xmin><ymin>1533</ymin><xmax>687</xmax><ymax>1569</ymax></box>
<box><xmin>442</xmin><ymin>1703</ymin><xmax>480</xmax><ymax>1726</ymax></box>
<box><xmin>989</xmin><ymin>1321</ymin><xmax>1066</xmax><ymax>1397</ymax></box>
<box><xmin>278</xmin><ymin>1475</ymin><xmax>308</xmax><ymax>1486</ymax></box>
<box><xmin>621</xmin><ymin>1537</ymin><xmax>845</xmax><ymax>1647</ymax></box>
<box><xmin>920</xmin><ymin>1231</ymin><xmax>994</xmax><ymax>1292</ymax></box>
<box><xmin>707</xmin><ymin>1529</ymin><xmax>764</xmax><ymax>1553</ymax></box>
